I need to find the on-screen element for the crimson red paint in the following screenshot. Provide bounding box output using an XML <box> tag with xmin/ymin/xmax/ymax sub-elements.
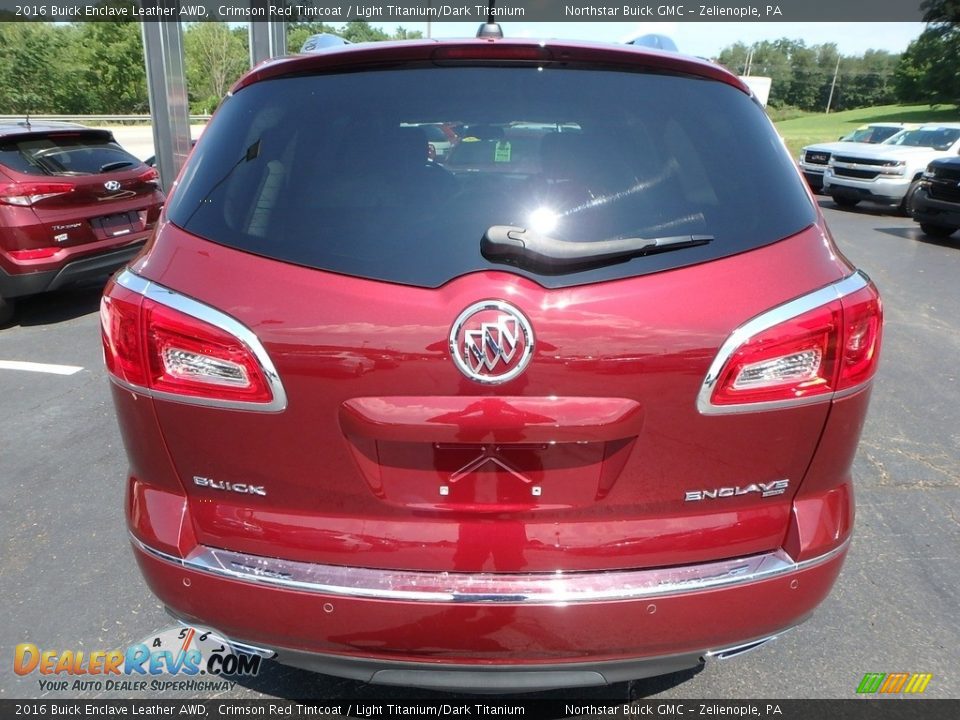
<box><xmin>103</xmin><ymin>38</ymin><xmax>881</xmax><ymax>691</ymax></box>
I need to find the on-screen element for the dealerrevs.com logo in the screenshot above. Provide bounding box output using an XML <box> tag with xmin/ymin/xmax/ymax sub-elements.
<box><xmin>14</xmin><ymin>625</ymin><xmax>264</xmax><ymax>693</ymax></box>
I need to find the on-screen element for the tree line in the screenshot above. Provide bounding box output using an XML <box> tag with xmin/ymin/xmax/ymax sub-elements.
<box><xmin>0</xmin><ymin>18</ymin><xmax>955</xmax><ymax>118</ymax></box>
<box><xmin>716</xmin><ymin>40</ymin><xmax>900</xmax><ymax>113</ymax></box>
<box><xmin>715</xmin><ymin>2</ymin><xmax>958</xmax><ymax>112</ymax></box>
<box><xmin>0</xmin><ymin>21</ymin><xmax>420</xmax><ymax>116</ymax></box>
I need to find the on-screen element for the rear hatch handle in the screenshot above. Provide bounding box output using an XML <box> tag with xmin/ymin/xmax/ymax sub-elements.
<box><xmin>482</xmin><ymin>225</ymin><xmax>713</xmax><ymax>273</ymax></box>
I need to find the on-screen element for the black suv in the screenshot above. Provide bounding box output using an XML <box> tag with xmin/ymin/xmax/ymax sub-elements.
<box><xmin>912</xmin><ymin>157</ymin><xmax>960</xmax><ymax>238</ymax></box>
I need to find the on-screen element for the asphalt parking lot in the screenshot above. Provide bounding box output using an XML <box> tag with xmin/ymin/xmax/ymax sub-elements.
<box><xmin>1</xmin><ymin>199</ymin><xmax>957</xmax><ymax>702</ymax></box>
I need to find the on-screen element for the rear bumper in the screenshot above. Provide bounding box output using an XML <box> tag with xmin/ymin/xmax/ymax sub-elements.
<box><xmin>0</xmin><ymin>241</ymin><xmax>145</xmax><ymax>298</ymax></box>
<box><xmin>130</xmin><ymin>531</ymin><xmax>849</xmax><ymax>690</ymax></box>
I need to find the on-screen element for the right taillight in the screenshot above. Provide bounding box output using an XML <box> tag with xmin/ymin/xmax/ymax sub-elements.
<box><xmin>100</xmin><ymin>270</ymin><xmax>286</xmax><ymax>412</ymax></box>
<box><xmin>699</xmin><ymin>272</ymin><xmax>882</xmax><ymax>414</ymax></box>
<box><xmin>135</xmin><ymin>167</ymin><xmax>160</xmax><ymax>187</ymax></box>
<box><xmin>836</xmin><ymin>284</ymin><xmax>882</xmax><ymax>390</ymax></box>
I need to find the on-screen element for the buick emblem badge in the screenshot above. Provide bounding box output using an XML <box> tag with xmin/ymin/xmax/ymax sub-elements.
<box><xmin>449</xmin><ymin>300</ymin><xmax>534</xmax><ymax>384</ymax></box>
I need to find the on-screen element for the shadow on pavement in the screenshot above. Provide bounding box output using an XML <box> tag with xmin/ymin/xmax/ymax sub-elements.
<box><xmin>2</xmin><ymin>281</ymin><xmax>105</xmax><ymax>330</ymax></box>
<box><xmin>911</xmin><ymin>231</ymin><xmax>960</xmax><ymax>250</ymax></box>
<box><xmin>226</xmin><ymin>660</ymin><xmax>704</xmax><ymax>711</ymax></box>
<box><xmin>815</xmin><ymin>197</ymin><xmax>900</xmax><ymax>218</ymax></box>
<box><xmin>872</xmin><ymin>226</ymin><xmax>960</xmax><ymax>251</ymax></box>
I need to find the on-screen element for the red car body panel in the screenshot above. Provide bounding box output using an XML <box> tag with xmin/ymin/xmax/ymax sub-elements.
<box><xmin>102</xmin><ymin>38</ymin><xmax>881</xmax><ymax>689</ymax></box>
<box><xmin>120</xmin><ymin>221</ymin><xmax>853</xmax><ymax>574</ymax></box>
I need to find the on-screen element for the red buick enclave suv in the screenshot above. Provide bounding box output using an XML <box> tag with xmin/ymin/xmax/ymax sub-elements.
<box><xmin>0</xmin><ymin>122</ymin><xmax>163</xmax><ymax>324</ymax></box>
<box><xmin>102</xmin><ymin>38</ymin><xmax>882</xmax><ymax>692</ymax></box>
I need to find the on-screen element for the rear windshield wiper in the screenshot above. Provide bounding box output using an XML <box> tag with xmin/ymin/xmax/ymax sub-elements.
<box><xmin>482</xmin><ymin>225</ymin><xmax>713</xmax><ymax>273</ymax></box>
<box><xmin>100</xmin><ymin>160</ymin><xmax>135</xmax><ymax>173</ymax></box>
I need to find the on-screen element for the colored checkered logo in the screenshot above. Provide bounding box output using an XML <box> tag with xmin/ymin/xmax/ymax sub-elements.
<box><xmin>857</xmin><ymin>673</ymin><xmax>932</xmax><ymax>694</ymax></box>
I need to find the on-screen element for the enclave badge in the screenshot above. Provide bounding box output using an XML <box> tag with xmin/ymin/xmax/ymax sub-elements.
<box><xmin>449</xmin><ymin>300</ymin><xmax>534</xmax><ymax>384</ymax></box>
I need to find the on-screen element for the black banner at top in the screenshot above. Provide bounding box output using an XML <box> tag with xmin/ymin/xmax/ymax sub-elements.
<box><xmin>0</xmin><ymin>0</ymin><xmax>933</xmax><ymax>23</ymax></box>
<box><xmin>0</xmin><ymin>699</ymin><xmax>959</xmax><ymax>719</ymax></box>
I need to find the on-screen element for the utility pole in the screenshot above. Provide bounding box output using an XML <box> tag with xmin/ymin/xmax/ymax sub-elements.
<box><xmin>825</xmin><ymin>55</ymin><xmax>841</xmax><ymax>114</ymax></box>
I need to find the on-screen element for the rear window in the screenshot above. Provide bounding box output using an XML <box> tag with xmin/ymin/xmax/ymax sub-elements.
<box><xmin>167</xmin><ymin>65</ymin><xmax>815</xmax><ymax>288</ymax></box>
<box><xmin>0</xmin><ymin>131</ymin><xmax>141</xmax><ymax>176</ymax></box>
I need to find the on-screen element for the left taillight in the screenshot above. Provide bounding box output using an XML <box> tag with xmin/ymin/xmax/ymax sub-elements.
<box><xmin>699</xmin><ymin>272</ymin><xmax>882</xmax><ymax>413</ymax></box>
<box><xmin>0</xmin><ymin>181</ymin><xmax>75</xmax><ymax>206</ymax></box>
<box><xmin>101</xmin><ymin>271</ymin><xmax>286</xmax><ymax>412</ymax></box>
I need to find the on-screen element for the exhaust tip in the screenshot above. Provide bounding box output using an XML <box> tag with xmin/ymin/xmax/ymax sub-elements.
<box><xmin>706</xmin><ymin>633</ymin><xmax>781</xmax><ymax>661</ymax></box>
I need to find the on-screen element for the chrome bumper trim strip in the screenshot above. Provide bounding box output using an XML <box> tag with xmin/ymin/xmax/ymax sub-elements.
<box><xmin>131</xmin><ymin>535</ymin><xmax>849</xmax><ymax>605</ymax></box>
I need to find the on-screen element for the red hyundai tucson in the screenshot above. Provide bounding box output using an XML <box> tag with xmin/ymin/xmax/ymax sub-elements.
<box><xmin>0</xmin><ymin>122</ymin><xmax>163</xmax><ymax>324</ymax></box>
<box><xmin>102</xmin><ymin>38</ymin><xmax>882</xmax><ymax>692</ymax></box>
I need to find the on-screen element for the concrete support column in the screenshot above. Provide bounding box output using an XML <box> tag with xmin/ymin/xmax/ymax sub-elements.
<box><xmin>249</xmin><ymin>17</ymin><xmax>287</xmax><ymax>67</ymax></box>
<box><xmin>140</xmin><ymin>10</ymin><xmax>192</xmax><ymax>193</ymax></box>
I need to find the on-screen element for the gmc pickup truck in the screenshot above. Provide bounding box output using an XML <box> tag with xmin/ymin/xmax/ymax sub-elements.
<box><xmin>823</xmin><ymin>124</ymin><xmax>960</xmax><ymax>214</ymax></box>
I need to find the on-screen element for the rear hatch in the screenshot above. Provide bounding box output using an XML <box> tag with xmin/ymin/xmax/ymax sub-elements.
<box><xmin>134</xmin><ymin>54</ymin><xmax>852</xmax><ymax>573</ymax></box>
<box><xmin>0</xmin><ymin>129</ymin><xmax>161</xmax><ymax>252</ymax></box>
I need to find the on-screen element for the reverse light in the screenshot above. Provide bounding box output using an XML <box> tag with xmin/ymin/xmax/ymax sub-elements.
<box><xmin>732</xmin><ymin>349</ymin><xmax>824</xmax><ymax>390</ymax></box>
<box><xmin>699</xmin><ymin>272</ymin><xmax>881</xmax><ymax>413</ymax></box>
<box><xmin>143</xmin><ymin>300</ymin><xmax>272</xmax><ymax>403</ymax></box>
<box><xmin>100</xmin><ymin>271</ymin><xmax>286</xmax><ymax>411</ymax></box>
<box><xmin>0</xmin><ymin>181</ymin><xmax>75</xmax><ymax>206</ymax></box>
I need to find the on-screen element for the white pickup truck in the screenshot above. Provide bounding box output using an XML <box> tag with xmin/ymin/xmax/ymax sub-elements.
<box><xmin>822</xmin><ymin>124</ymin><xmax>960</xmax><ymax>214</ymax></box>
<box><xmin>798</xmin><ymin>123</ymin><xmax>909</xmax><ymax>192</ymax></box>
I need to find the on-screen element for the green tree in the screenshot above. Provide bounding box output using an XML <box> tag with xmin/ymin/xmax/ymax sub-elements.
<box><xmin>76</xmin><ymin>19</ymin><xmax>148</xmax><ymax>113</ymax></box>
<box><xmin>894</xmin><ymin>27</ymin><xmax>960</xmax><ymax>105</ymax></box>
<box><xmin>339</xmin><ymin>21</ymin><xmax>391</xmax><ymax>43</ymax></box>
<box><xmin>784</xmin><ymin>44</ymin><xmax>825</xmax><ymax>110</ymax></box>
<box><xmin>184</xmin><ymin>22</ymin><xmax>248</xmax><ymax>114</ymax></box>
<box><xmin>0</xmin><ymin>23</ymin><xmax>86</xmax><ymax>114</ymax></box>
<box><xmin>920</xmin><ymin>0</ymin><xmax>960</xmax><ymax>23</ymax></box>
<box><xmin>392</xmin><ymin>26</ymin><xmax>423</xmax><ymax>40</ymax></box>
<box><xmin>718</xmin><ymin>38</ymin><xmax>901</xmax><ymax>112</ymax></box>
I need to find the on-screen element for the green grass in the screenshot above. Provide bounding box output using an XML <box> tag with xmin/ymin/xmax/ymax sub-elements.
<box><xmin>774</xmin><ymin>104</ymin><xmax>960</xmax><ymax>158</ymax></box>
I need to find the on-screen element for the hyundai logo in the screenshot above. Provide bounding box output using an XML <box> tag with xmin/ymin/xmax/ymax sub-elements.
<box><xmin>103</xmin><ymin>180</ymin><xmax>122</xmax><ymax>192</ymax></box>
<box><xmin>449</xmin><ymin>301</ymin><xmax>534</xmax><ymax>384</ymax></box>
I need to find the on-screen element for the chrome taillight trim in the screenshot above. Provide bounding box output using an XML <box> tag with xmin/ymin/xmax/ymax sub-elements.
<box><xmin>131</xmin><ymin>534</ymin><xmax>848</xmax><ymax>605</ymax></box>
<box><xmin>697</xmin><ymin>271</ymin><xmax>871</xmax><ymax>415</ymax></box>
<box><xmin>111</xmin><ymin>269</ymin><xmax>287</xmax><ymax>412</ymax></box>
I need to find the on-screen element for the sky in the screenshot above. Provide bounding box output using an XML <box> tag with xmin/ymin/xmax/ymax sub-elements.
<box><xmin>369</xmin><ymin>21</ymin><xmax>926</xmax><ymax>58</ymax></box>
